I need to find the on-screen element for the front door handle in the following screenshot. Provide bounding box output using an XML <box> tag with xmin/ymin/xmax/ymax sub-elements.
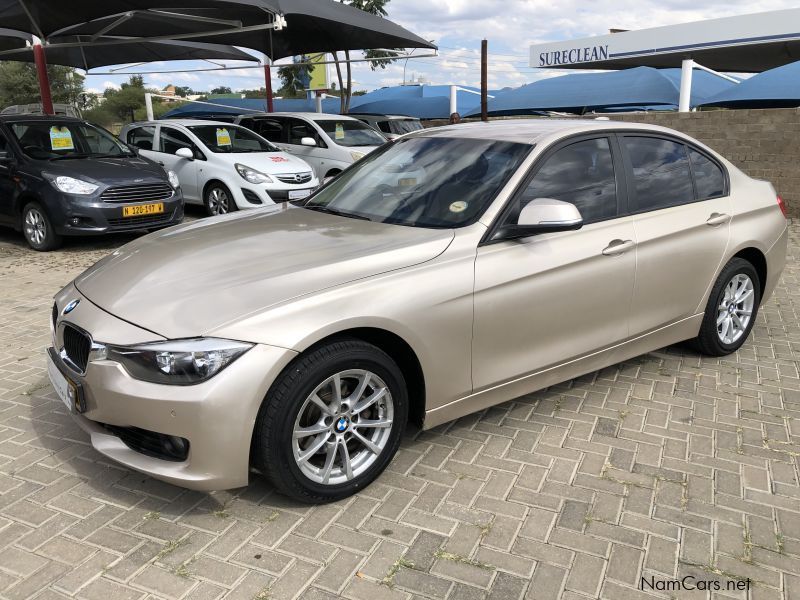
<box><xmin>706</xmin><ymin>212</ymin><xmax>731</xmax><ymax>226</ymax></box>
<box><xmin>602</xmin><ymin>239</ymin><xmax>635</xmax><ymax>256</ymax></box>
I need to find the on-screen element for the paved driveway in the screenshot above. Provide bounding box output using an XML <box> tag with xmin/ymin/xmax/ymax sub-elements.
<box><xmin>1</xmin><ymin>221</ymin><xmax>799</xmax><ymax>600</ymax></box>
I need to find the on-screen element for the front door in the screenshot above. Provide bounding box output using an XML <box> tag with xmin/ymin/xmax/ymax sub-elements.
<box><xmin>620</xmin><ymin>135</ymin><xmax>732</xmax><ymax>335</ymax></box>
<box><xmin>156</xmin><ymin>126</ymin><xmax>201</xmax><ymax>202</ymax></box>
<box><xmin>472</xmin><ymin>136</ymin><xmax>636</xmax><ymax>390</ymax></box>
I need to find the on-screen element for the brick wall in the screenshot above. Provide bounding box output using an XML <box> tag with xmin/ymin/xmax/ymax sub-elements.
<box><xmin>608</xmin><ymin>109</ymin><xmax>800</xmax><ymax>217</ymax></box>
<box><xmin>427</xmin><ymin>108</ymin><xmax>800</xmax><ymax>216</ymax></box>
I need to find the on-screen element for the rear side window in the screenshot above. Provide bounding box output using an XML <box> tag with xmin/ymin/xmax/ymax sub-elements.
<box><xmin>378</xmin><ymin>121</ymin><xmax>392</xmax><ymax>133</ymax></box>
<box><xmin>127</xmin><ymin>126</ymin><xmax>155</xmax><ymax>151</ymax></box>
<box><xmin>624</xmin><ymin>137</ymin><xmax>694</xmax><ymax>212</ymax></box>
<box><xmin>689</xmin><ymin>148</ymin><xmax>725</xmax><ymax>199</ymax></box>
<box><xmin>521</xmin><ymin>137</ymin><xmax>618</xmax><ymax>224</ymax></box>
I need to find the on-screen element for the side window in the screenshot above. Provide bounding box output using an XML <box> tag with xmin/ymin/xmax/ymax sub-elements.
<box><xmin>159</xmin><ymin>127</ymin><xmax>198</xmax><ymax>157</ymax></box>
<box><xmin>378</xmin><ymin>121</ymin><xmax>392</xmax><ymax>134</ymax></box>
<box><xmin>287</xmin><ymin>118</ymin><xmax>317</xmax><ymax>145</ymax></box>
<box><xmin>623</xmin><ymin>136</ymin><xmax>694</xmax><ymax>212</ymax></box>
<box><xmin>520</xmin><ymin>137</ymin><xmax>618</xmax><ymax>224</ymax></box>
<box><xmin>254</xmin><ymin>118</ymin><xmax>283</xmax><ymax>143</ymax></box>
<box><xmin>126</xmin><ymin>126</ymin><xmax>156</xmax><ymax>151</ymax></box>
<box><xmin>689</xmin><ymin>148</ymin><xmax>725</xmax><ymax>200</ymax></box>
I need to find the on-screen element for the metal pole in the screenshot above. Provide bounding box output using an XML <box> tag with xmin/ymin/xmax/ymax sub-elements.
<box><xmin>480</xmin><ymin>39</ymin><xmax>488</xmax><ymax>122</ymax></box>
<box><xmin>450</xmin><ymin>85</ymin><xmax>457</xmax><ymax>116</ymax></box>
<box><xmin>315</xmin><ymin>92</ymin><xmax>322</xmax><ymax>113</ymax></box>
<box><xmin>32</xmin><ymin>37</ymin><xmax>54</xmax><ymax>115</ymax></box>
<box><xmin>145</xmin><ymin>92</ymin><xmax>154</xmax><ymax>120</ymax></box>
<box><xmin>679</xmin><ymin>58</ymin><xmax>694</xmax><ymax>113</ymax></box>
<box><xmin>264</xmin><ymin>63</ymin><xmax>274</xmax><ymax>112</ymax></box>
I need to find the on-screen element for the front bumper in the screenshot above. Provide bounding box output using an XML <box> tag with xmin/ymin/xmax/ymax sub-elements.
<box><xmin>236</xmin><ymin>182</ymin><xmax>318</xmax><ymax>207</ymax></box>
<box><xmin>50</xmin><ymin>284</ymin><xmax>297</xmax><ymax>490</ymax></box>
<box><xmin>47</xmin><ymin>189</ymin><xmax>184</xmax><ymax>236</ymax></box>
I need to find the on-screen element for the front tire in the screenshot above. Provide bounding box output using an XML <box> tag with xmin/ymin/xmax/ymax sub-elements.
<box><xmin>692</xmin><ymin>258</ymin><xmax>761</xmax><ymax>356</ymax></box>
<box><xmin>253</xmin><ymin>339</ymin><xmax>408</xmax><ymax>503</ymax></box>
<box><xmin>22</xmin><ymin>202</ymin><xmax>62</xmax><ymax>251</ymax></box>
<box><xmin>204</xmin><ymin>183</ymin><xmax>237</xmax><ymax>216</ymax></box>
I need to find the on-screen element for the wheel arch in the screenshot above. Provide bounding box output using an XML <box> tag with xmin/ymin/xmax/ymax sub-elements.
<box><xmin>732</xmin><ymin>247</ymin><xmax>767</xmax><ymax>298</ymax></box>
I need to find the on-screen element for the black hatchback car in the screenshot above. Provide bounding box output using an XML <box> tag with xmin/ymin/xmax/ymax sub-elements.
<box><xmin>0</xmin><ymin>115</ymin><xmax>184</xmax><ymax>250</ymax></box>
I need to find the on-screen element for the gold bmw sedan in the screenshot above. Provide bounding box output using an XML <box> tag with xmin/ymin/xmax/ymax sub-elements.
<box><xmin>48</xmin><ymin>120</ymin><xmax>788</xmax><ymax>502</ymax></box>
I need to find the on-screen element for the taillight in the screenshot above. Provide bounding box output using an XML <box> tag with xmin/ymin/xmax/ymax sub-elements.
<box><xmin>777</xmin><ymin>195</ymin><xmax>788</xmax><ymax>219</ymax></box>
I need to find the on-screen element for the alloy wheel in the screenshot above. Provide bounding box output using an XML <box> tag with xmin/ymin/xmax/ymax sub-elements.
<box><xmin>208</xmin><ymin>187</ymin><xmax>229</xmax><ymax>214</ymax></box>
<box><xmin>24</xmin><ymin>207</ymin><xmax>47</xmax><ymax>246</ymax></box>
<box><xmin>292</xmin><ymin>369</ymin><xmax>394</xmax><ymax>485</ymax></box>
<box><xmin>717</xmin><ymin>273</ymin><xmax>755</xmax><ymax>345</ymax></box>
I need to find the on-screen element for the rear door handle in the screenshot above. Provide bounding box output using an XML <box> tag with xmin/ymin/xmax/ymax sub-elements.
<box><xmin>706</xmin><ymin>212</ymin><xmax>731</xmax><ymax>226</ymax></box>
<box><xmin>602</xmin><ymin>239</ymin><xmax>635</xmax><ymax>256</ymax></box>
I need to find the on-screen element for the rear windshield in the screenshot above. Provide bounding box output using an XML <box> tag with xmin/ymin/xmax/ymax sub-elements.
<box><xmin>187</xmin><ymin>124</ymin><xmax>279</xmax><ymax>153</ymax></box>
<box><xmin>314</xmin><ymin>119</ymin><xmax>387</xmax><ymax>147</ymax></box>
<box><xmin>9</xmin><ymin>120</ymin><xmax>131</xmax><ymax>160</ymax></box>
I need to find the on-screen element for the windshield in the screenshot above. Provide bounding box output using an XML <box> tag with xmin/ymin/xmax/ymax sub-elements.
<box><xmin>10</xmin><ymin>120</ymin><xmax>131</xmax><ymax>160</ymax></box>
<box><xmin>303</xmin><ymin>136</ymin><xmax>531</xmax><ymax>228</ymax></box>
<box><xmin>315</xmin><ymin>119</ymin><xmax>387</xmax><ymax>147</ymax></box>
<box><xmin>389</xmin><ymin>120</ymin><xmax>424</xmax><ymax>135</ymax></box>
<box><xmin>187</xmin><ymin>124</ymin><xmax>279</xmax><ymax>153</ymax></box>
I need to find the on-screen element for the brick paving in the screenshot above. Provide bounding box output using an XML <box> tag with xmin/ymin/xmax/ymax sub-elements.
<box><xmin>1</xmin><ymin>219</ymin><xmax>799</xmax><ymax>600</ymax></box>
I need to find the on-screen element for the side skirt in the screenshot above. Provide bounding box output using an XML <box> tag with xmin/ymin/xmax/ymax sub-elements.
<box><xmin>423</xmin><ymin>314</ymin><xmax>703</xmax><ymax>430</ymax></box>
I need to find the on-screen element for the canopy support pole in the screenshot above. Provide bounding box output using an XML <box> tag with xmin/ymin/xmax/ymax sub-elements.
<box><xmin>32</xmin><ymin>37</ymin><xmax>54</xmax><ymax>116</ymax></box>
<box><xmin>145</xmin><ymin>92</ymin><xmax>154</xmax><ymax>120</ymax></box>
<box><xmin>679</xmin><ymin>58</ymin><xmax>694</xmax><ymax>112</ymax></box>
<box><xmin>264</xmin><ymin>63</ymin><xmax>274</xmax><ymax>112</ymax></box>
<box><xmin>449</xmin><ymin>85</ymin><xmax>457</xmax><ymax>116</ymax></box>
<box><xmin>480</xmin><ymin>39</ymin><xmax>488</xmax><ymax>122</ymax></box>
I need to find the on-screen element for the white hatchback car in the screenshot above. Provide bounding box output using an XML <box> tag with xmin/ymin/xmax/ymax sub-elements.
<box><xmin>233</xmin><ymin>113</ymin><xmax>387</xmax><ymax>182</ymax></box>
<box><xmin>120</xmin><ymin>119</ymin><xmax>319</xmax><ymax>215</ymax></box>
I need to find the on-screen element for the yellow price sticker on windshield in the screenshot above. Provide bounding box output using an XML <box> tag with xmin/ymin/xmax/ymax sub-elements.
<box><xmin>216</xmin><ymin>128</ymin><xmax>232</xmax><ymax>146</ymax></box>
<box><xmin>335</xmin><ymin>123</ymin><xmax>345</xmax><ymax>140</ymax></box>
<box><xmin>50</xmin><ymin>126</ymin><xmax>74</xmax><ymax>150</ymax></box>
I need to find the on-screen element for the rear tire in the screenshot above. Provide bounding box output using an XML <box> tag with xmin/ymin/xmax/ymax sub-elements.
<box><xmin>22</xmin><ymin>202</ymin><xmax>62</xmax><ymax>251</ymax></box>
<box><xmin>204</xmin><ymin>183</ymin><xmax>237</xmax><ymax>216</ymax></box>
<box><xmin>691</xmin><ymin>258</ymin><xmax>761</xmax><ymax>356</ymax></box>
<box><xmin>253</xmin><ymin>339</ymin><xmax>408</xmax><ymax>503</ymax></box>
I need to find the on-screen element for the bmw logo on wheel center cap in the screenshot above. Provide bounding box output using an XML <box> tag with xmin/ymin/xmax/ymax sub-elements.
<box><xmin>335</xmin><ymin>416</ymin><xmax>349</xmax><ymax>432</ymax></box>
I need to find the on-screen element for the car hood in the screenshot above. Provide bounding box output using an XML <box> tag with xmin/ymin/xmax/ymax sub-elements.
<box><xmin>74</xmin><ymin>205</ymin><xmax>454</xmax><ymax>339</ymax></box>
<box><xmin>38</xmin><ymin>155</ymin><xmax>168</xmax><ymax>186</ymax></box>
<box><xmin>211</xmin><ymin>151</ymin><xmax>314</xmax><ymax>176</ymax></box>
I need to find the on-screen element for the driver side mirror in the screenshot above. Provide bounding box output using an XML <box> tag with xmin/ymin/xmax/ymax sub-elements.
<box><xmin>493</xmin><ymin>198</ymin><xmax>583</xmax><ymax>241</ymax></box>
<box><xmin>300</xmin><ymin>137</ymin><xmax>317</xmax><ymax>147</ymax></box>
<box><xmin>175</xmin><ymin>147</ymin><xmax>194</xmax><ymax>160</ymax></box>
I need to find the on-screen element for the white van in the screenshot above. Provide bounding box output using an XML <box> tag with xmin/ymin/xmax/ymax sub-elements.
<box><xmin>233</xmin><ymin>113</ymin><xmax>387</xmax><ymax>182</ymax></box>
<box><xmin>120</xmin><ymin>119</ymin><xmax>319</xmax><ymax>215</ymax></box>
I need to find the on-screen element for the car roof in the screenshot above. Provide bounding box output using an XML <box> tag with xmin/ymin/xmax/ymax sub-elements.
<box><xmin>0</xmin><ymin>114</ymin><xmax>84</xmax><ymax>123</ymax></box>
<box><xmin>349</xmin><ymin>114</ymin><xmax>418</xmax><ymax>120</ymax></box>
<box><xmin>239</xmin><ymin>112</ymin><xmax>363</xmax><ymax>121</ymax></box>
<box><xmin>129</xmin><ymin>119</ymin><xmax>243</xmax><ymax>127</ymax></box>
<box><xmin>415</xmin><ymin>119</ymin><xmax>691</xmax><ymax>145</ymax></box>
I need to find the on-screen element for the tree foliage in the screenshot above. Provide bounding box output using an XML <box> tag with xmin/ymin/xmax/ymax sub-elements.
<box><xmin>0</xmin><ymin>61</ymin><xmax>85</xmax><ymax>108</ymax></box>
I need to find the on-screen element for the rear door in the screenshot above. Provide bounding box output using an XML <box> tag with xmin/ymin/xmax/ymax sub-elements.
<box><xmin>621</xmin><ymin>134</ymin><xmax>732</xmax><ymax>335</ymax></box>
<box><xmin>155</xmin><ymin>126</ymin><xmax>202</xmax><ymax>202</ymax></box>
<box><xmin>0</xmin><ymin>130</ymin><xmax>16</xmax><ymax>223</ymax></box>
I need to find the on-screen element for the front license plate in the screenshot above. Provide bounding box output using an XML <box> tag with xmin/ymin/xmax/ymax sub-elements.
<box><xmin>47</xmin><ymin>351</ymin><xmax>77</xmax><ymax>412</ymax></box>
<box><xmin>288</xmin><ymin>189</ymin><xmax>311</xmax><ymax>200</ymax></box>
<box><xmin>122</xmin><ymin>202</ymin><xmax>164</xmax><ymax>217</ymax></box>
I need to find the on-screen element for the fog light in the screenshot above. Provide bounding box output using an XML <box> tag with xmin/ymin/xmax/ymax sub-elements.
<box><xmin>70</xmin><ymin>217</ymin><xmax>80</xmax><ymax>225</ymax></box>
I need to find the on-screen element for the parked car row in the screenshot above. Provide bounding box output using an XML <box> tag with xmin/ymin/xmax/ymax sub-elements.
<box><xmin>0</xmin><ymin>111</ymin><xmax>406</xmax><ymax>250</ymax></box>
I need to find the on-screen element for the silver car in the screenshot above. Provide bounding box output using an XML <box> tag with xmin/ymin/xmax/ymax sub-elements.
<box><xmin>47</xmin><ymin>120</ymin><xmax>788</xmax><ymax>502</ymax></box>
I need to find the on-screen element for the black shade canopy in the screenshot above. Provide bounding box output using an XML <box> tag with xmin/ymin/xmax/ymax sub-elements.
<box><xmin>0</xmin><ymin>27</ymin><xmax>31</xmax><ymax>52</ymax></box>
<box><xmin>3</xmin><ymin>0</ymin><xmax>435</xmax><ymax>59</ymax></box>
<box><xmin>0</xmin><ymin>35</ymin><xmax>257</xmax><ymax>69</ymax></box>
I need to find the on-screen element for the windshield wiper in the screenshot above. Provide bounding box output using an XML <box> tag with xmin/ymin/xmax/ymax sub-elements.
<box><xmin>50</xmin><ymin>153</ymin><xmax>92</xmax><ymax>160</ymax></box>
<box><xmin>303</xmin><ymin>205</ymin><xmax>372</xmax><ymax>221</ymax></box>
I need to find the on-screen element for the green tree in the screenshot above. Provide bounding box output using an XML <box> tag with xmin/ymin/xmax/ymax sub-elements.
<box><xmin>210</xmin><ymin>86</ymin><xmax>232</xmax><ymax>95</ymax></box>
<box><xmin>0</xmin><ymin>61</ymin><xmax>85</xmax><ymax>109</ymax></box>
<box><xmin>172</xmin><ymin>85</ymin><xmax>194</xmax><ymax>97</ymax></box>
<box><xmin>276</xmin><ymin>57</ymin><xmax>314</xmax><ymax>99</ymax></box>
<box><xmin>333</xmin><ymin>0</ymin><xmax>398</xmax><ymax>114</ymax></box>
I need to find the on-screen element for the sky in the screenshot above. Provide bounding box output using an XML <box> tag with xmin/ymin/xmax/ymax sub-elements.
<box><xmin>83</xmin><ymin>0</ymin><xmax>797</xmax><ymax>96</ymax></box>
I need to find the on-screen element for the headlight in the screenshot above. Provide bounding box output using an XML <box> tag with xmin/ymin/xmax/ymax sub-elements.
<box><xmin>48</xmin><ymin>175</ymin><xmax>99</xmax><ymax>195</ymax></box>
<box><xmin>350</xmin><ymin>151</ymin><xmax>366</xmax><ymax>162</ymax></box>
<box><xmin>235</xmin><ymin>163</ymin><xmax>273</xmax><ymax>184</ymax></box>
<box><xmin>106</xmin><ymin>338</ymin><xmax>252</xmax><ymax>385</ymax></box>
<box><xmin>167</xmin><ymin>170</ymin><xmax>180</xmax><ymax>189</ymax></box>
